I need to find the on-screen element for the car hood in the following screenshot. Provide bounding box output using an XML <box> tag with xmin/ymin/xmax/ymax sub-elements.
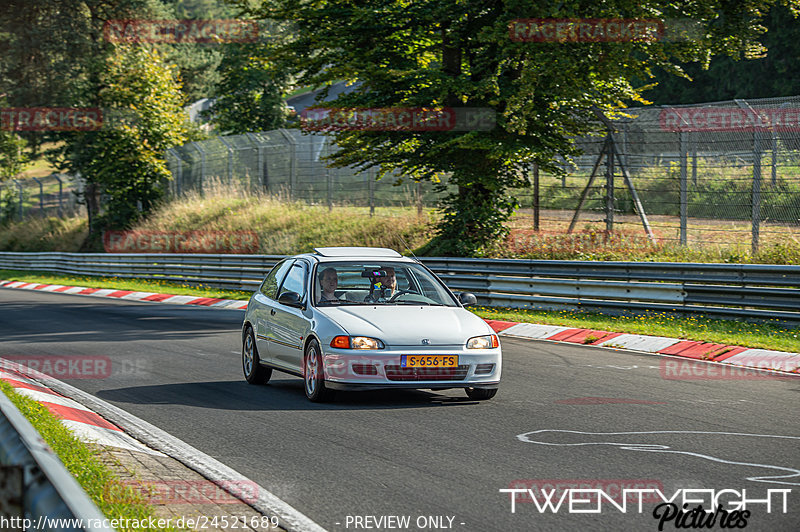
<box><xmin>319</xmin><ymin>305</ymin><xmax>493</xmax><ymax>346</ymax></box>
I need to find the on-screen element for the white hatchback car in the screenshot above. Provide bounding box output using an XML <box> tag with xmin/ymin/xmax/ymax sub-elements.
<box><xmin>241</xmin><ymin>247</ymin><xmax>501</xmax><ymax>402</ymax></box>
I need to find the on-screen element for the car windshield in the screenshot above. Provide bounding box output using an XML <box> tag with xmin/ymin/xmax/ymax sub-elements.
<box><xmin>313</xmin><ymin>261</ymin><xmax>458</xmax><ymax>307</ymax></box>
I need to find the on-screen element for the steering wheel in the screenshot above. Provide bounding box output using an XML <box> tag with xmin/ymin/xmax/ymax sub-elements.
<box><xmin>387</xmin><ymin>290</ymin><xmax>414</xmax><ymax>303</ymax></box>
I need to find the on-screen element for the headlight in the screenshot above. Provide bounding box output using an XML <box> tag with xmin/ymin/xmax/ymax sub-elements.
<box><xmin>330</xmin><ymin>336</ymin><xmax>385</xmax><ymax>349</ymax></box>
<box><xmin>466</xmin><ymin>334</ymin><xmax>499</xmax><ymax>349</ymax></box>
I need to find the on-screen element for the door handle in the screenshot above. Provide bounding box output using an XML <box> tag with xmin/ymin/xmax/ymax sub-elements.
<box><xmin>270</xmin><ymin>309</ymin><xmax>276</xmax><ymax>316</ymax></box>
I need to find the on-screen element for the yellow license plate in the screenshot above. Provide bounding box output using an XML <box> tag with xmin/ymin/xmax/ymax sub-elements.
<box><xmin>401</xmin><ymin>355</ymin><xmax>458</xmax><ymax>368</ymax></box>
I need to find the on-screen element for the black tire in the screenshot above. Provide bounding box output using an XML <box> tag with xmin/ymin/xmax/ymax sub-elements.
<box><xmin>304</xmin><ymin>339</ymin><xmax>334</xmax><ymax>402</ymax></box>
<box><xmin>243</xmin><ymin>326</ymin><xmax>272</xmax><ymax>384</ymax></box>
<box><xmin>465</xmin><ymin>387</ymin><xmax>497</xmax><ymax>400</ymax></box>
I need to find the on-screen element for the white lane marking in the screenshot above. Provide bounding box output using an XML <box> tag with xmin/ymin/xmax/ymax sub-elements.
<box><xmin>501</xmin><ymin>323</ymin><xmax>571</xmax><ymax>339</ymax></box>
<box><xmin>159</xmin><ymin>295</ymin><xmax>202</xmax><ymax>305</ymax></box>
<box><xmin>517</xmin><ymin>429</ymin><xmax>800</xmax><ymax>486</ymax></box>
<box><xmin>63</xmin><ymin>286</ymin><xmax>88</xmax><ymax>294</ymax></box>
<box><xmin>121</xmin><ymin>291</ymin><xmax>159</xmax><ymax>300</ymax></box>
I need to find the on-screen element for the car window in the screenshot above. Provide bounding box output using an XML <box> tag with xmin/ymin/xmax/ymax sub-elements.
<box><xmin>260</xmin><ymin>260</ymin><xmax>294</xmax><ymax>299</ymax></box>
<box><xmin>313</xmin><ymin>261</ymin><xmax>457</xmax><ymax>306</ymax></box>
<box><xmin>278</xmin><ymin>262</ymin><xmax>308</xmax><ymax>299</ymax></box>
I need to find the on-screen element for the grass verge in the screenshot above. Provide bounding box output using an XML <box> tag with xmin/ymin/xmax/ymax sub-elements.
<box><xmin>477</xmin><ymin>306</ymin><xmax>800</xmax><ymax>353</ymax></box>
<box><xmin>0</xmin><ymin>269</ymin><xmax>252</xmax><ymax>300</ymax></box>
<box><xmin>2</xmin><ymin>269</ymin><xmax>798</xmax><ymax>352</ymax></box>
<box><xmin>0</xmin><ymin>380</ymin><xmax>183</xmax><ymax>532</ymax></box>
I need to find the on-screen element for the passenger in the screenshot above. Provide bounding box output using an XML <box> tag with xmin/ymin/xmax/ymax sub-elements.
<box><xmin>366</xmin><ymin>266</ymin><xmax>396</xmax><ymax>302</ymax></box>
<box><xmin>319</xmin><ymin>267</ymin><xmax>340</xmax><ymax>302</ymax></box>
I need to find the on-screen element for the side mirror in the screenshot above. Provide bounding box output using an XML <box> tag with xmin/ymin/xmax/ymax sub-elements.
<box><xmin>278</xmin><ymin>291</ymin><xmax>304</xmax><ymax>309</ymax></box>
<box><xmin>459</xmin><ymin>292</ymin><xmax>478</xmax><ymax>307</ymax></box>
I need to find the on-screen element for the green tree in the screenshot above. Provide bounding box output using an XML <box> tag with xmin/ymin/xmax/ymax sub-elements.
<box><xmin>0</xmin><ymin>132</ymin><xmax>29</xmax><ymax>181</ymax></box>
<box><xmin>643</xmin><ymin>4</ymin><xmax>800</xmax><ymax>104</ymax></box>
<box><xmin>59</xmin><ymin>46</ymin><xmax>194</xmax><ymax>233</ymax></box>
<box><xmin>208</xmin><ymin>41</ymin><xmax>291</xmax><ymax>134</ymax></box>
<box><xmin>236</xmin><ymin>0</ymin><xmax>792</xmax><ymax>255</ymax></box>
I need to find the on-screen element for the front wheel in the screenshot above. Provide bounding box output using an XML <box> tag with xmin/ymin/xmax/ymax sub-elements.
<box><xmin>465</xmin><ymin>387</ymin><xmax>497</xmax><ymax>400</ymax></box>
<box><xmin>304</xmin><ymin>339</ymin><xmax>334</xmax><ymax>402</ymax></box>
<box><xmin>243</xmin><ymin>326</ymin><xmax>271</xmax><ymax>384</ymax></box>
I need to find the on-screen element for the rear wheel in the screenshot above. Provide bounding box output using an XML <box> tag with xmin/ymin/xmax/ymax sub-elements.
<box><xmin>465</xmin><ymin>387</ymin><xmax>497</xmax><ymax>400</ymax></box>
<box><xmin>243</xmin><ymin>326</ymin><xmax>271</xmax><ymax>384</ymax></box>
<box><xmin>304</xmin><ymin>339</ymin><xmax>334</xmax><ymax>402</ymax></box>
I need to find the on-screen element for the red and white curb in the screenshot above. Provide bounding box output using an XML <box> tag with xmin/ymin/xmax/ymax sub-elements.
<box><xmin>0</xmin><ymin>362</ymin><xmax>163</xmax><ymax>455</ymax></box>
<box><xmin>0</xmin><ymin>280</ymin><xmax>248</xmax><ymax>310</ymax></box>
<box><xmin>484</xmin><ymin>320</ymin><xmax>800</xmax><ymax>374</ymax></box>
<box><xmin>0</xmin><ymin>358</ymin><xmax>326</xmax><ymax>532</ymax></box>
<box><xmin>2</xmin><ymin>278</ymin><xmax>798</xmax><ymax>375</ymax></box>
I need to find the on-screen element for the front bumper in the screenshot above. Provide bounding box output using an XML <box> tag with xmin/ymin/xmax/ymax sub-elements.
<box><xmin>321</xmin><ymin>345</ymin><xmax>502</xmax><ymax>389</ymax></box>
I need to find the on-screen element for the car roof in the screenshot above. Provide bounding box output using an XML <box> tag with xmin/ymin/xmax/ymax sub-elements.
<box><xmin>313</xmin><ymin>247</ymin><xmax>402</xmax><ymax>257</ymax></box>
<box><xmin>291</xmin><ymin>247</ymin><xmax>416</xmax><ymax>265</ymax></box>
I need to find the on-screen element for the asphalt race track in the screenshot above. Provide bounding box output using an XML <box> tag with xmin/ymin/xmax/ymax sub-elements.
<box><xmin>1</xmin><ymin>288</ymin><xmax>799</xmax><ymax>531</ymax></box>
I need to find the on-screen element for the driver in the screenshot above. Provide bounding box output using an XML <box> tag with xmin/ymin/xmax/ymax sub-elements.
<box><xmin>319</xmin><ymin>267</ymin><xmax>340</xmax><ymax>302</ymax></box>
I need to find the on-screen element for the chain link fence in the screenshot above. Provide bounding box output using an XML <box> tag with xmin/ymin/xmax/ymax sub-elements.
<box><xmin>166</xmin><ymin>129</ymin><xmax>448</xmax><ymax>215</ymax></box>
<box><xmin>3</xmin><ymin>97</ymin><xmax>798</xmax><ymax>256</ymax></box>
<box><xmin>513</xmin><ymin>96</ymin><xmax>800</xmax><ymax>255</ymax></box>
<box><xmin>0</xmin><ymin>173</ymin><xmax>84</xmax><ymax>222</ymax></box>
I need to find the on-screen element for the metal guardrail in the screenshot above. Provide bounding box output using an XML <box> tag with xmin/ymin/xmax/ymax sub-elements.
<box><xmin>0</xmin><ymin>382</ymin><xmax>115</xmax><ymax>532</ymax></box>
<box><xmin>0</xmin><ymin>252</ymin><xmax>799</xmax><ymax>321</ymax></box>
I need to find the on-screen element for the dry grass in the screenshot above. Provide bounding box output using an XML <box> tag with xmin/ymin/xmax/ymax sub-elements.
<box><xmin>137</xmin><ymin>180</ymin><xmax>434</xmax><ymax>254</ymax></box>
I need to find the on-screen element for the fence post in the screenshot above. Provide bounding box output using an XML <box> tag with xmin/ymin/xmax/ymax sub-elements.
<box><xmin>54</xmin><ymin>174</ymin><xmax>64</xmax><ymax>218</ymax></box>
<box><xmin>192</xmin><ymin>142</ymin><xmax>206</xmax><ymax>196</ymax></box>
<box><xmin>605</xmin><ymin>137</ymin><xmax>614</xmax><ymax>233</ymax></box>
<box><xmin>752</xmin><ymin>131</ymin><xmax>763</xmax><ymax>255</ymax></box>
<box><xmin>368</xmin><ymin>166</ymin><xmax>375</xmax><ymax>217</ymax></box>
<box><xmin>32</xmin><ymin>177</ymin><xmax>44</xmax><ymax>216</ymax></box>
<box><xmin>325</xmin><ymin>137</ymin><xmax>332</xmax><ymax>211</ymax></box>
<box><xmin>167</xmin><ymin>148</ymin><xmax>182</xmax><ymax>196</ymax></box>
<box><xmin>532</xmin><ymin>162</ymin><xmax>540</xmax><ymax>232</ymax></box>
<box><xmin>219</xmin><ymin>136</ymin><xmax>234</xmax><ymax>186</ymax></box>
<box><xmin>14</xmin><ymin>180</ymin><xmax>23</xmax><ymax>220</ymax></box>
<box><xmin>277</xmin><ymin>129</ymin><xmax>297</xmax><ymax>200</ymax></box>
<box><xmin>771</xmin><ymin>132</ymin><xmax>778</xmax><ymax>186</ymax></box>
<box><xmin>246</xmin><ymin>133</ymin><xmax>264</xmax><ymax>195</ymax></box>
<box><xmin>679</xmin><ymin>131</ymin><xmax>688</xmax><ymax>246</ymax></box>
<box><xmin>416</xmin><ymin>180</ymin><xmax>422</xmax><ymax>217</ymax></box>
<box><xmin>691</xmin><ymin>131</ymin><xmax>697</xmax><ymax>185</ymax></box>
